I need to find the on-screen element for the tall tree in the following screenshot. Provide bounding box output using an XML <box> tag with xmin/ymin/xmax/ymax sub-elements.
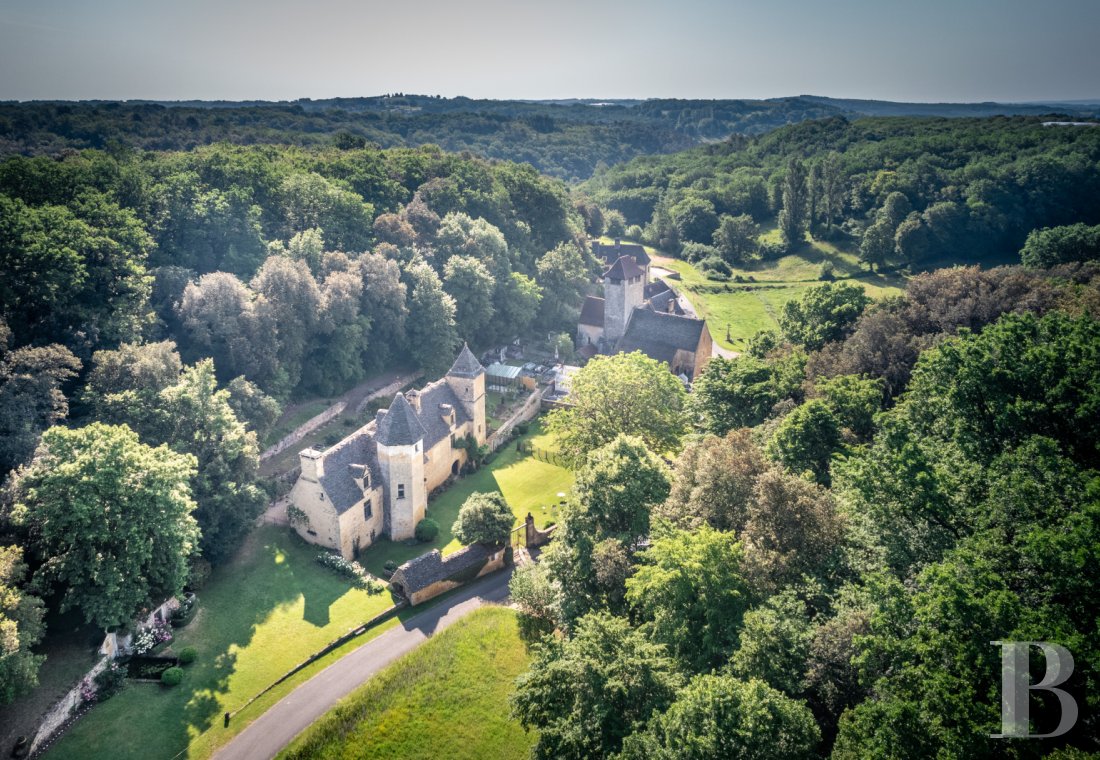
<box><xmin>443</xmin><ymin>255</ymin><xmax>496</xmax><ymax>345</ymax></box>
<box><xmin>0</xmin><ymin>545</ymin><xmax>46</xmax><ymax>704</ymax></box>
<box><xmin>620</xmin><ymin>674</ymin><xmax>820</xmax><ymax>760</ymax></box>
<box><xmin>778</xmin><ymin>158</ymin><xmax>809</xmax><ymax>249</ymax></box>
<box><xmin>156</xmin><ymin>360</ymin><xmax>267</xmax><ymax>563</ymax></box>
<box><xmin>404</xmin><ymin>259</ymin><xmax>459</xmax><ymax>377</ymax></box>
<box><xmin>0</xmin><ymin>336</ymin><xmax>81</xmax><ymax>477</ymax></box>
<box><xmin>626</xmin><ymin>526</ymin><xmax>750</xmax><ymax>672</ymax></box>
<box><xmin>251</xmin><ymin>256</ymin><xmax>323</xmax><ymax>395</ymax></box>
<box><xmin>779</xmin><ymin>282</ymin><xmax>871</xmax><ymax>351</ymax></box>
<box><xmin>9</xmin><ymin>423</ymin><xmax>198</xmax><ymax>630</ymax></box>
<box><xmin>512</xmin><ymin>612</ymin><xmax>683</xmax><ymax>760</ymax></box>
<box><xmin>547</xmin><ymin>352</ymin><xmax>687</xmax><ymax>466</ymax></box>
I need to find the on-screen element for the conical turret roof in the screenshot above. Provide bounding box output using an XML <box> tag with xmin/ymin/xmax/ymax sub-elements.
<box><xmin>376</xmin><ymin>392</ymin><xmax>427</xmax><ymax>446</ymax></box>
<box><xmin>447</xmin><ymin>343</ymin><xmax>485</xmax><ymax>378</ymax></box>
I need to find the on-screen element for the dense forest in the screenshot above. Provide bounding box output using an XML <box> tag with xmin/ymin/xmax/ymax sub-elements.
<box><xmin>583</xmin><ymin>116</ymin><xmax>1100</xmax><ymax>274</ymax></box>
<box><xmin>3</xmin><ymin>95</ymin><xmax>1097</xmax><ymax>181</ymax></box>
<box><xmin>514</xmin><ymin>261</ymin><xmax>1100</xmax><ymax>757</ymax></box>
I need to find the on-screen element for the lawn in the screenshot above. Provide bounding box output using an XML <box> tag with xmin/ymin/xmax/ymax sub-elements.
<box><xmin>602</xmin><ymin>233</ymin><xmax>906</xmax><ymax>351</ymax></box>
<box><xmin>358</xmin><ymin>420</ymin><xmax>572</xmax><ymax>578</ymax></box>
<box><xmin>42</xmin><ymin>525</ymin><xmax>399</xmax><ymax>760</ymax></box>
<box><xmin>279</xmin><ymin>606</ymin><xmax>534</xmax><ymax>760</ymax></box>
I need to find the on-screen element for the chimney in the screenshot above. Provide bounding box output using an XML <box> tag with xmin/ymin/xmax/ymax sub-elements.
<box><xmin>299</xmin><ymin>448</ymin><xmax>324</xmax><ymax>482</ymax></box>
<box><xmin>406</xmin><ymin>389</ymin><xmax>421</xmax><ymax>413</ymax></box>
<box><xmin>614</xmin><ymin>238</ymin><xmax>621</xmax><ymax>248</ymax></box>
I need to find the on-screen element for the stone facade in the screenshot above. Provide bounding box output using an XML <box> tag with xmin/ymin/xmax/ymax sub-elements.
<box><xmin>288</xmin><ymin>346</ymin><xmax>487</xmax><ymax>559</ymax></box>
<box><xmin>576</xmin><ymin>247</ymin><xmax>712</xmax><ymax>381</ymax></box>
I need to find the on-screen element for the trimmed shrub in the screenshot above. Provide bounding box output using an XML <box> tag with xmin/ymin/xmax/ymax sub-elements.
<box><xmin>161</xmin><ymin>667</ymin><xmax>184</xmax><ymax>687</ymax></box>
<box><xmin>178</xmin><ymin>647</ymin><xmax>198</xmax><ymax>665</ymax></box>
<box><xmin>415</xmin><ymin>518</ymin><xmax>440</xmax><ymax>543</ymax></box>
<box><xmin>94</xmin><ymin>662</ymin><xmax>126</xmax><ymax>700</ymax></box>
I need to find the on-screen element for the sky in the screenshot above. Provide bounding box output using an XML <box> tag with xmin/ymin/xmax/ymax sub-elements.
<box><xmin>1</xmin><ymin>0</ymin><xmax>1098</xmax><ymax>103</ymax></box>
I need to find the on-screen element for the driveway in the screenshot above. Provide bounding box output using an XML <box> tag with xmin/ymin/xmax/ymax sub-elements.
<box><xmin>213</xmin><ymin>567</ymin><xmax>513</xmax><ymax>760</ymax></box>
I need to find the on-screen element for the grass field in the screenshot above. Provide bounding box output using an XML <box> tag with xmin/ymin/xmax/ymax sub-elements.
<box><xmin>264</xmin><ymin>399</ymin><xmax>334</xmax><ymax>448</ymax></box>
<box><xmin>43</xmin><ymin>526</ymin><xmax>400</xmax><ymax>760</ymax></box>
<box><xmin>601</xmin><ymin>233</ymin><xmax>907</xmax><ymax>352</ymax></box>
<box><xmin>358</xmin><ymin>420</ymin><xmax>572</xmax><ymax>578</ymax></box>
<box><xmin>279</xmin><ymin>606</ymin><xmax>534</xmax><ymax>760</ymax></box>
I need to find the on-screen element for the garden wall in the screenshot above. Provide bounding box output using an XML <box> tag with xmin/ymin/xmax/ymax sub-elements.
<box><xmin>28</xmin><ymin>658</ymin><xmax>108</xmax><ymax>756</ymax></box>
<box><xmin>488</xmin><ymin>389</ymin><xmax>543</xmax><ymax>452</ymax></box>
<box><xmin>260</xmin><ymin>401</ymin><xmax>347</xmax><ymax>462</ymax></box>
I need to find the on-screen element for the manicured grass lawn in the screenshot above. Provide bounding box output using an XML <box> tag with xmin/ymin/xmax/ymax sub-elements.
<box><xmin>602</xmin><ymin>233</ymin><xmax>906</xmax><ymax>351</ymax></box>
<box><xmin>42</xmin><ymin>526</ymin><xmax>398</xmax><ymax>760</ymax></box>
<box><xmin>279</xmin><ymin>606</ymin><xmax>534</xmax><ymax>760</ymax></box>
<box><xmin>358</xmin><ymin>420</ymin><xmax>572</xmax><ymax>578</ymax></box>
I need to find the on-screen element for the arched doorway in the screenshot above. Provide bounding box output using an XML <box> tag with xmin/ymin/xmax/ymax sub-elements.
<box><xmin>452</xmin><ymin>459</ymin><xmax>460</xmax><ymax>476</ymax></box>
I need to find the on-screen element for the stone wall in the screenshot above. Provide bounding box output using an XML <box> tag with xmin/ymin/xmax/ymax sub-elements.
<box><xmin>28</xmin><ymin>658</ymin><xmax>108</xmax><ymax>755</ymax></box>
<box><xmin>260</xmin><ymin>401</ymin><xmax>347</xmax><ymax>462</ymax></box>
<box><xmin>488</xmin><ymin>389</ymin><xmax>543</xmax><ymax>452</ymax></box>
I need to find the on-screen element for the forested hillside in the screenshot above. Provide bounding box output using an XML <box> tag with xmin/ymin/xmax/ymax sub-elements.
<box><xmin>584</xmin><ymin>116</ymin><xmax>1100</xmax><ymax>273</ymax></box>
<box><xmin>4</xmin><ymin>96</ymin><xmax>1097</xmax><ymax>181</ymax></box>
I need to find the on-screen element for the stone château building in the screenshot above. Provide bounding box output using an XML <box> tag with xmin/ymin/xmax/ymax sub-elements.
<box><xmin>289</xmin><ymin>345</ymin><xmax>487</xmax><ymax>559</ymax></box>
<box><xmin>578</xmin><ymin>240</ymin><xmax>713</xmax><ymax>380</ymax></box>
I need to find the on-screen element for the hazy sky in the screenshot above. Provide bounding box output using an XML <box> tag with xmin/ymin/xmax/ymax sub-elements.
<box><xmin>1</xmin><ymin>0</ymin><xmax>1098</xmax><ymax>102</ymax></box>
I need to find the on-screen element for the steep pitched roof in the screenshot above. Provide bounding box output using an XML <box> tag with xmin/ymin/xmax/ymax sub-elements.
<box><xmin>616</xmin><ymin>308</ymin><xmax>708</xmax><ymax>366</ymax></box>
<box><xmin>593</xmin><ymin>240</ymin><xmax>651</xmax><ymax>268</ymax></box>
<box><xmin>375</xmin><ymin>392</ymin><xmax>427</xmax><ymax>446</ymax></box>
<box><xmin>603</xmin><ymin>255</ymin><xmax>645</xmax><ymax>282</ymax></box>
<box><xmin>447</xmin><ymin>343</ymin><xmax>485</xmax><ymax>378</ymax></box>
<box><xmin>414</xmin><ymin>380</ymin><xmax>471</xmax><ymax>450</ymax></box>
<box><xmin>318</xmin><ymin>429</ymin><xmax>382</xmax><ymax>514</ymax></box>
<box><xmin>391</xmin><ymin>544</ymin><xmax>496</xmax><ymax>595</ymax></box>
<box><xmin>644</xmin><ymin>288</ymin><xmax>686</xmax><ymax>316</ymax></box>
<box><xmin>579</xmin><ymin>296</ymin><xmax>605</xmax><ymax>327</ymax></box>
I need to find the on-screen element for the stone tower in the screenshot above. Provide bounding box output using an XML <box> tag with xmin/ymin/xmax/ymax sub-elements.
<box><xmin>445</xmin><ymin>343</ymin><xmax>487</xmax><ymax>444</ymax></box>
<box><xmin>602</xmin><ymin>255</ymin><xmax>645</xmax><ymax>347</ymax></box>
<box><xmin>375</xmin><ymin>393</ymin><xmax>427</xmax><ymax>541</ymax></box>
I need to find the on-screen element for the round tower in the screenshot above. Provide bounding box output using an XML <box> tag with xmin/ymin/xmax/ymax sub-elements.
<box><xmin>375</xmin><ymin>393</ymin><xmax>427</xmax><ymax>541</ymax></box>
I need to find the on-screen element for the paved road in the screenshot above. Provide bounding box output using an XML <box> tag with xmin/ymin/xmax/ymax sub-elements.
<box><xmin>214</xmin><ymin>568</ymin><xmax>513</xmax><ymax>760</ymax></box>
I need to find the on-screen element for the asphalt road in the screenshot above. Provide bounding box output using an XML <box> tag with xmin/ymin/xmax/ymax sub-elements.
<box><xmin>213</xmin><ymin>567</ymin><xmax>513</xmax><ymax>760</ymax></box>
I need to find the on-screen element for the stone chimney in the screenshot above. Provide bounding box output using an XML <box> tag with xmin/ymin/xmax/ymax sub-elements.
<box><xmin>299</xmin><ymin>448</ymin><xmax>324</xmax><ymax>482</ymax></box>
<box><xmin>406</xmin><ymin>389</ymin><xmax>421</xmax><ymax>413</ymax></box>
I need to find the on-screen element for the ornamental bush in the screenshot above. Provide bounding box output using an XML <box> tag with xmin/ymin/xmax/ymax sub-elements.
<box><xmin>178</xmin><ymin>647</ymin><xmax>198</xmax><ymax>665</ymax></box>
<box><xmin>161</xmin><ymin>667</ymin><xmax>183</xmax><ymax>687</ymax></box>
<box><xmin>415</xmin><ymin>518</ymin><xmax>439</xmax><ymax>542</ymax></box>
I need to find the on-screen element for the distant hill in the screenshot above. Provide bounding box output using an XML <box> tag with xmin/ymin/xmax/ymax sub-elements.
<box><xmin>2</xmin><ymin>94</ymin><xmax>1097</xmax><ymax>180</ymax></box>
<box><xmin>798</xmin><ymin>94</ymin><xmax>1100</xmax><ymax>118</ymax></box>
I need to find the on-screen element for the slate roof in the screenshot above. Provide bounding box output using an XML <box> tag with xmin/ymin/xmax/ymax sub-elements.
<box><xmin>376</xmin><ymin>392</ymin><xmax>427</xmax><ymax>446</ymax></box>
<box><xmin>448</xmin><ymin>343</ymin><xmax>485</xmax><ymax>378</ymax></box>
<box><xmin>593</xmin><ymin>240</ymin><xmax>651</xmax><ymax>268</ymax></box>
<box><xmin>644</xmin><ymin>288</ymin><xmax>686</xmax><ymax>316</ymax></box>
<box><xmin>644</xmin><ymin>279</ymin><xmax>672</xmax><ymax>300</ymax></box>
<box><xmin>579</xmin><ymin>296</ymin><xmax>605</xmax><ymax>327</ymax></box>
<box><xmin>318</xmin><ymin>429</ymin><xmax>382</xmax><ymax>515</ymax></box>
<box><xmin>391</xmin><ymin>544</ymin><xmax>496</xmax><ymax>595</ymax></box>
<box><xmin>414</xmin><ymin>380</ymin><xmax>471</xmax><ymax>450</ymax></box>
<box><xmin>603</xmin><ymin>255</ymin><xmax>645</xmax><ymax>282</ymax></box>
<box><xmin>616</xmin><ymin>308</ymin><xmax>708</xmax><ymax>366</ymax></box>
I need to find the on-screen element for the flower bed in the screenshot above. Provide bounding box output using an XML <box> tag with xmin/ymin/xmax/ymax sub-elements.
<box><xmin>315</xmin><ymin>552</ymin><xmax>386</xmax><ymax>594</ymax></box>
<box><xmin>131</xmin><ymin>622</ymin><xmax>172</xmax><ymax>655</ymax></box>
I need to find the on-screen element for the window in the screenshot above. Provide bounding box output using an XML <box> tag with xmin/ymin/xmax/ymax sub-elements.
<box><xmin>364</xmin><ymin>500</ymin><xmax>372</xmax><ymax>520</ymax></box>
<box><xmin>319</xmin><ymin>492</ymin><xmax>325</xmax><ymax>501</ymax></box>
<box><xmin>397</xmin><ymin>484</ymin><xmax>405</xmax><ymax>499</ymax></box>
